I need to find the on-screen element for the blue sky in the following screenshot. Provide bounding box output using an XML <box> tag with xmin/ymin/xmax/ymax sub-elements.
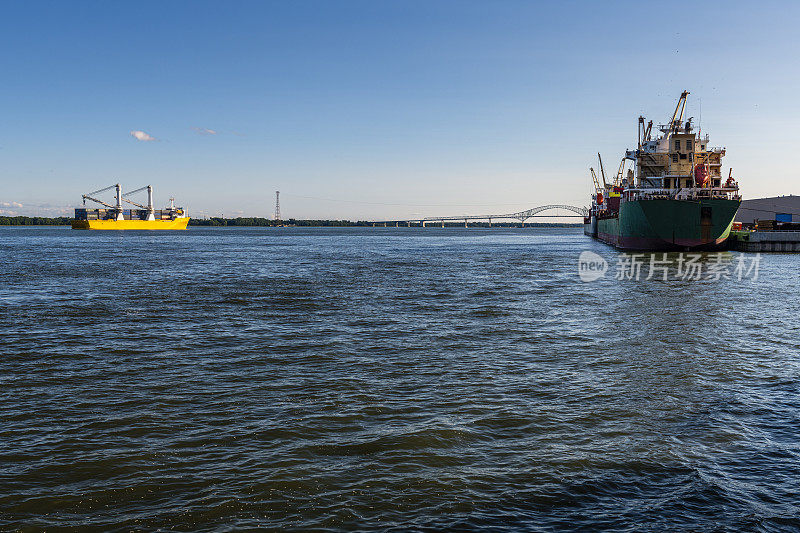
<box><xmin>1</xmin><ymin>1</ymin><xmax>798</xmax><ymax>219</ymax></box>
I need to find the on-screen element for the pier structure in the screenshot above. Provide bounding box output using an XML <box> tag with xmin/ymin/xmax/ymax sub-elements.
<box><xmin>728</xmin><ymin>230</ymin><xmax>800</xmax><ymax>252</ymax></box>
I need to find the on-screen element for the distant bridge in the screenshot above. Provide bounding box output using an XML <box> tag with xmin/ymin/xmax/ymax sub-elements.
<box><xmin>371</xmin><ymin>204</ymin><xmax>588</xmax><ymax>227</ymax></box>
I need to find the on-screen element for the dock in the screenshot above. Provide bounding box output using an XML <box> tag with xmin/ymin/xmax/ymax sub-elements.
<box><xmin>728</xmin><ymin>230</ymin><xmax>800</xmax><ymax>252</ymax></box>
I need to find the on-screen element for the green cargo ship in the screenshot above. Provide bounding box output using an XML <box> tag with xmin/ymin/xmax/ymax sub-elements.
<box><xmin>583</xmin><ymin>91</ymin><xmax>741</xmax><ymax>250</ymax></box>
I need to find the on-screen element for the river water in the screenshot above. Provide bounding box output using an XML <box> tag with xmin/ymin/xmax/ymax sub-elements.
<box><xmin>1</xmin><ymin>226</ymin><xmax>798</xmax><ymax>531</ymax></box>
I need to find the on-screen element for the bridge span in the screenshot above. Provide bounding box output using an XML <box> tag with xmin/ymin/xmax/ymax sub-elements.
<box><xmin>371</xmin><ymin>204</ymin><xmax>588</xmax><ymax>227</ymax></box>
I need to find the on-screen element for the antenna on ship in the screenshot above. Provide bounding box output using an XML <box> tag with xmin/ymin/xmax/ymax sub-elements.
<box><xmin>274</xmin><ymin>191</ymin><xmax>281</xmax><ymax>221</ymax></box>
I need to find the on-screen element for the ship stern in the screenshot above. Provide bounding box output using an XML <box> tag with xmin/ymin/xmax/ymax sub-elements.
<box><xmin>614</xmin><ymin>197</ymin><xmax>740</xmax><ymax>250</ymax></box>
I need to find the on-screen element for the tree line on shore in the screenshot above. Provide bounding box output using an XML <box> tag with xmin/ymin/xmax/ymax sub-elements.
<box><xmin>0</xmin><ymin>216</ymin><xmax>73</xmax><ymax>226</ymax></box>
<box><xmin>0</xmin><ymin>215</ymin><xmax>580</xmax><ymax>228</ymax></box>
<box><xmin>189</xmin><ymin>217</ymin><xmax>360</xmax><ymax>226</ymax></box>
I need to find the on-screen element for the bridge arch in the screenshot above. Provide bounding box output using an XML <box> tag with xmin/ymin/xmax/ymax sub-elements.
<box><xmin>507</xmin><ymin>204</ymin><xmax>588</xmax><ymax>220</ymax></box>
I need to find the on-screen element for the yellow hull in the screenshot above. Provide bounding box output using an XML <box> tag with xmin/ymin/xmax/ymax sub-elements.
<box><xmin>72</xmin><ymin>218</ymin><xmax>190</xmax><ymax>230</ymax></box>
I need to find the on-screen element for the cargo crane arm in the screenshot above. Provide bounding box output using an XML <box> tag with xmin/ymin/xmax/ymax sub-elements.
<box><xmin>122</xmin><ymin>197</ymin><xmax>147</xmax><ymax>209</ymax></box>
<box><xmin>121</xmin><ymin>185</ymin><xmax>154</xmax><ymax>211</ymax></box>
<box><xmin>614</xmin><ymin>157</ymin><xmax>627</xmax><ymax>187</ymax></box>
<box><xmin>123</xmin><ymin>185</ymin><xmax>150</xmax><ymax>197</ymax></box>
<box><xmin>669</xmin><ymin>90</ymin><xmax>689</xmax><ymax>132</ymax></box>
<box><xmin>82</xmin><ymin>184</ymin><xmax>120</xmax><ymax>208</ymax></box>
<box><xmin>597</xmin><ymin>153</ymin><xmax>609</xmax><ymax>188</ymax></box>
<box><xmin>638</xmin><ymin>116</ymin><xmax>653</xmax><ymax>147</ymax></box>
<box><xmin>590</xmin><ymin>167</ymin><xmax>601</xmax><ymax>194</ymax></box>
<box><xmin>86</xmin><ymin>184</ymin><xmax>117</xmax><ymax>197</ymax></box>
<box><xmin>82</xmin><ymin>195</ymin><xmax>115</xmax><ymax>208</ymax></box>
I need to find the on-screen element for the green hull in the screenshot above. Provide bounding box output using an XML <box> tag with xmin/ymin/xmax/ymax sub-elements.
<box><xmin>596</xmin><ymin>197</ymin><xmax>740</xmax><ymax>250</ymax></box>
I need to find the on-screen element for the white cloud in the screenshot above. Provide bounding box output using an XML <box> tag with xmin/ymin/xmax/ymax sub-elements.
<box><xmin>130</xmin><ymin>130</ymin><xmax>156</xmax><ymax>142</ymax></box>
<box><xmin>192</xmin><ymin>127</ymin><xmax>217</xmax><ymax>135</ymax></box>
<box><xmin>0</xmin><ymin>202</ymin><xmax>74</xmax><ymax>217</ymax></box>
<box><xmin>0</xmin><ymin>202</ymin><xmax>22</xmax><ymax>216</ymax></box>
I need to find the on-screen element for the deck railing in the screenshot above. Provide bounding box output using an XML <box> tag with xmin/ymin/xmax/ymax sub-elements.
<box><xmin>622</xmin><ymin>187</ymin><xmax>740</xmax><ymax>201</ymax></box>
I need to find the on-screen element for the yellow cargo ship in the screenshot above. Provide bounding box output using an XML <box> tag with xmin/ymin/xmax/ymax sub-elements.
<box><xmin>72</xmin><ymin>183</ymin><xmax>189</xmax><ymax>230</ymax></box>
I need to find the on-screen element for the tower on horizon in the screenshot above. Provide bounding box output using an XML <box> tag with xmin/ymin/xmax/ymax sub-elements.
<box><xmin>274</xmin><ymin>191</ymin><xmax>281</xmax><ymax>221</ymax></box>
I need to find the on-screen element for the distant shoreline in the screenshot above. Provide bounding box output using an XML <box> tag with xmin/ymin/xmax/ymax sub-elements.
<box><xmin>1</xmin><ymin>216</ymin><xmax>581</xmax><ymax>228</ymax></box>
<box><xmin>0</xmin><ymin>216</ymin><xmax>73</xmax><ymax>226</ymax></box>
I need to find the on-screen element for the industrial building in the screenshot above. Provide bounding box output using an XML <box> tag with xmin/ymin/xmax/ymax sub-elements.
<box><xmin>737</xmin><ymin>195</ymin><xmax>800</xmax><ymax>225</ymax></box>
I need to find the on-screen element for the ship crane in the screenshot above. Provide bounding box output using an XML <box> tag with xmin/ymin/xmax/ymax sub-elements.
<box><xmin>82</xmin><ymin>183</ymin><xmax>124</xmax><ymax>220</ymax></box>
<box><xmin>122</xmin><ymin>198</ymin><xmax>146</xmax><ymax>209</ymax></box>
<box><xmin>638</xmin><ymin>116</ymin><xmax>653</xmax><ymax>148</ymax></box>
<box><xmin>667</xmin><ymin>90</ymin><xmax>689</xmax><ymax>133</ymax></box>
<box><xmin>614</xmin><ymin>157</ymin><xmax>628</xmax><ymax>187</ymax></box>
<box><xmin>82</xmin><ymin>194</ymin><xmax>115</xmax><ymax>209</ymax></box>
<box><xmin>122</xmin><ymin>185</ymin><xmax>156</xmax><ymax>221</ymax></box>
<box><xmin>590</xmin><ymin>167</ymin><xmax>601</xmax><ymax>195</ymax></box>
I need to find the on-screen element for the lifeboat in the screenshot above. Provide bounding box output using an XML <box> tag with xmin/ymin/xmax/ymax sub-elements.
<box><xmin>694</xmin><ymin>165</ymin><xmax>710</xmax><ymax>187</ymax></box>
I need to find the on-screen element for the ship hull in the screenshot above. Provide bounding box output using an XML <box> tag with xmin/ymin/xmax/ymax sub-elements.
<box><xmin>583</xmin><ymin>215</ymin><xmax>597</xmax><ymax>237</ymax></box>
<box><xmin>72</xmin><ymin>218</ymin><xmax>190</xmax><ymax>230</ymax></box>
<box><xmin>595</xmin><ymin>198</ymin><xmax>739</xmax><ymax>251</ymax></box>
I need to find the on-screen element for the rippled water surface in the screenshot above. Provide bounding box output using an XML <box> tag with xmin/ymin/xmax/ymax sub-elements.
<box><xmin>2</xmin><ymin>226</ymin><xmax>799</xmax><ymax>531</ymax></box>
